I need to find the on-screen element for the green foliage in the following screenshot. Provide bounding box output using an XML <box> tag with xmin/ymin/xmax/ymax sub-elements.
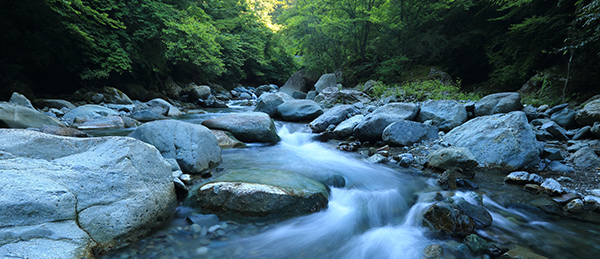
<box><xmin>368</xmin><ymin>79</ymin><xmax>481</xmax><ymax>101</ymax></box>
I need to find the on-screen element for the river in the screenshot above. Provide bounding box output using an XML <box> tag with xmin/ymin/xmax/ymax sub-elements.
<box><xmin>97</xmin><ymin>104</ymin><xmax>600</xmax><ymax>259</ymax></box>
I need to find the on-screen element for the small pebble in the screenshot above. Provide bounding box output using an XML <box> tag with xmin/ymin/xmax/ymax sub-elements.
<box><xmin>196</xmin><ymin>247</ymin><xmax>209</xmax><ymax>255</ymax></box>
<box><xmin>190</xmin><ymin>224</ymin><xmax>202</xmax><ymax>233</ymax></box>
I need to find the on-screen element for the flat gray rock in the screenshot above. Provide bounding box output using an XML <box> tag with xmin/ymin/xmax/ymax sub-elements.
<box><xmin>309</xmin><ymin>104</ymin><xmax>357</xmax><ymax>133</ymax></box>
<box><xmin>202</xmin><ymin>112</ymin><xmax>280</xmax><ymax>143</ymax></box>
<box><xmin>277</xmin><ymin>99</ymin><xmax>324</xmax><ymax>122</ymax></box>
<box><xmin>474</xmin><ymin>92</ymin><xmax>522</xmax><ymax>116</ymax></box>
<box><xmin>354</xmin><ymin>102</ymin><xmax>420</xmax><ymax>141</ymax></box>
<box><xmin>0</xmin><ymin>102</ymin><xmax>64</xmax><ymax>128</ymax></box>
<box><xmin>382</xmin><ymin>120</ymin><xmax>439</xmax><ymax>146</ymax></box>
<box><xmin>417</xmin><ymin>100</ymin><xmax>467</xmax><ymax>131</ymax></box>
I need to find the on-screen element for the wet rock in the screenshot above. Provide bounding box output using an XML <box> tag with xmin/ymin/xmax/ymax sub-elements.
<box><xmin>427</xmin><ymin>147</ymin><xmax>478</xmax><ymax>174</ymax></box>
<box><xmin>325</xmin><ymin>174</ymin><xmax>346</xmax><ymax>188</ymax></box>
<box><xmin>9</xmin><ymin>92</ymin><xmax>35</xmax><ymax>109</ymax></box>
<box><xmin>464</xmin><ymin>234</ymin><xmax>489</xmax><ymax>253</ymax></box>
<box><xmin>0</xmin><ymin>102</ymin><xmax>64</xmax><ymax>128</ymax></box>
<box><xmin>368</xmin><ymin>153</ymin><xmax>387</xmax><ymax>163</ymax></box>
<box><xmin>523</xmin><ymin>105</ymin><xmax>540</xmax><ymax>121</ymax></box>
<box><xmin>501</xmin><ymin>246</ymin><xmax>548</xmax><ymax>259</ymax></box>
<box><xmin>528</xmin><ymin>173</ymin><xmax>544</xmax><ymax>185</ymax></box>
<box><xmin>438</xmin><ymin>170</ymin><xmax>457</xmax><ymax>190</ymax></box>
<box><xmin>540</xmin><ymin>178</ymin><xmax>564</xmax><ymax>196</ymax></box>
<box><xmin>567</xmin><ymin>146</ymin><xmax>600</xmax><ymax>170</ymax></box>
<box><xmin>474</xmin><ymin>92</ymin><xmax>522</xmax><ymax>116</ymax></box>
<box><xmin>277</xmin><ymin>99</ymin><xmax>324</xmax><ymax>122</ymax></box>
<box><xmin>398</xmin><ymin>153</ymin><xmax>415</xmax><ymax>168</ymax></box>
<box><xmin>422</xmin><ymin>244</ymin><xmax>443</xmax><ymax>259</ymax></box>
<box><xmin>0</xmin><ymin>129</ymin><xmax>177</xmax><ymax>256</ymax></box>
<box><xmin>422</xmin><ymin>201</ymin><xmax>476</xmax><ymax>237</ymax></box>
<box><xmin>382</xmin><ymin>120</ymin><xmax>439</xmax><ymax>146</ymax></box>
<box><xmin>309</xmin><ymin>105</ymin><xmax>357</xmax><ymax>133</ymax></box>
<box><xmin>565</xmin><ymin>199</ymin><xmax>584</xmax><ymax>213</ymax></box>
<box><xmin>551</xmin><ymin>107</ymin><xmax>577</xmax><ymax>128</ymax></box>
<box><xmin>255</xmin><ymin>84</ymin><xmax>276</xmax><ymax>97</ymax></box>
<box><xmin>443</xmin><ymin>111</ymin><xmax>542</xmax><ymax>170</ymax></box>
<box><xmin>174</xmin><ymin>177</ymin><xmax>189</xmax><ymax>200</ymax></box>
<box><xmin>592</xmin><ymin>122</ymin><xmax>600</xmax><ymax>138</ymax></box>
<box><xmin>504</xmin><ymin>171</ymin><xmax>531</xmax><ymax>185</ymax></box>
<box><xmin>314</xmin><ymin>73</ymin><xmax>337</xmax><ymax>93</ymax></box>
<box><xmin>254</xmin><ymin>93</ymin><xmax>284</xmax><ymax>118</ymax></box>
<box><xmin>202</xmin><ymin>112</ymin><xmax>280</xmax><ymax>143</ymax></box>
<box><xmin>38</xmin><ymin>125</ymin><xmax>90</xmax><ymax>137</ymax></box>
<box><xmin>354</xmin><ymin>102</ymin><xmax>420</xmax><ymax>141</ymax></box>
<box><xmin>575</xmin><ymin>99</ymin><xmax>600</xmax><ymax>126</ymax></box>
<box><xmin>186</xmin><ymin>214</ymin><xmax>220</xmax><ymax>227</ymax></box>
<box><xmin>129</xmin><ymin>120</ymin><xmax>222</xmax><ymax>174</ymax></box>
<box><xmin>211</xmin><ymin>130</ymin><xmax>246</xmax><ymax>149</ymax></box>
<box><xmin>454</xmin><ymin>197</ymin><xmax>493</xmax><ymax>229</ymax></box>
<box><xmin>187</xmin><ymin>170</ymin><xmax>329</xmax><ymax>218</ymax></box>
<box><xmin>524</xmin><ymin>184</ymin><xmax>543</xmax><ymax>194</ymax></box>
<box><xmin>417</xmin><ymin>100</ymin><xmax>468</xmax><ymax>131</ymax></box>
<box><xmin>291</xmin><ymin>91</ymin><xmax>307</xmax><ymax>99</ymax></box>
<box><xmin>333</xmin><ymin>115</ymin><xmax>364</xmax><ymax>139</ymax></box>
<box><xmin>540</xmin><ymin>121</ymin><xmax>569</xmax><ymax>141</ymax></box>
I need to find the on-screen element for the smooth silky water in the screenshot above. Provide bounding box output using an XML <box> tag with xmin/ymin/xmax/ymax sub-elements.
<box><xmin>96</xmin><ymin>106</ymin><xmax>600</xmax><ymax>259</ymax></box>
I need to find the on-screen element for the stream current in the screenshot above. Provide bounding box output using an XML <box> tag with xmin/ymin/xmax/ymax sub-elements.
<box><xmin>98</xmin><ymin>104</ymin><xmax>600</xmax><ymax>259</ymax></box>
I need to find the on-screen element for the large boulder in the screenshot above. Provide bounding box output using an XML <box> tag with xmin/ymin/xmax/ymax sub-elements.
<box><xmin>0</xmin><ymin>129</ymin><xmax>177</xmax><ymax>256</ymax></box>
<box><xmin>443</xmin><ymin>111</ymin><xmax>542</xmax><ymax>170</ymax></box>
<box><xmin>354</xmin><ymin>102</ymin><xmax>420</xmax><ymax>141</ymax></box>
<box><xmin>277</xmin><ymin>99</ymin><xmax>324</xmax><ymax>122</ymax></box>
<box><xmin>382</xmin><ymin>120</ymin><xmax>439</xmax><ymax>146</ymax></box>
<box><xmin>422</xmin><ymin>201</ymin><xmax>476</xmax><ymax>237</ymax></box>
<box><xmin>129</xmin><ymin>120</ymin><xmax>222</xmax><ymax>174</ymax></box>
<box><xmin>314</xmin><ymin>73</ymin><xmax>337</xmax><ymax>93</ymax></box>
<box><xmin>62</xmin><ymin>104</ymin><xmax>119</xmax><ymax>124</ymax></box>
<box><xmin>101</xmin><ymin>87</ymin><xmax>133</xmax><ymax>104</ymax></box>
<box><xmin>474</xmin><ymin>92</ymin><xmax>522</xmax><ymax>116</ymax></box>
<box><xmin>551</xmin><ymin>107</ymin><xmax>577</xmax><ymax>128</ymax></box>
<box><xmin>254</xmin><ymin>92</ymin><xmax>285</xmax><ymax>118</ymax></box>
<box><xmin>0</xmin><ymin>102</ymin><xmax>64</xmax><ymax>128</ymax></box>
<box><xmin>202</xmin><ymin>112</ymin><xmax>280</xmax><ymax>143</ymax></box>
<box><xmin>9</xmin><ymin>92</ymin><xmax>35</xmax><ymax>110</ymax></box>
<box><xmin>279</xmin><ymin>70</ymin><xmax>319</xmax><ymax>96</ymax></box>
<box><xmin>182</xmin><ymin>84</ymin><xmax>212</xmax><ymax>101</ymax></box>
<box><xmin>417</xmin><ymin>100</ymin><xmax>467</xmax><ymax>131</ymax></box>
<box><xmin>187</xmin><ymin>170</ymin><xmax>329</xmax><ymax>218</ymax></box>
<box><xmin>576</xmin><ymin>99</ymin><xmax>600</xmax><ymax>126</ymax></box>
<box><xmin>309</xmin><ymin>104</ymin><xmax>358</xmax><ymax>133</ymax></box>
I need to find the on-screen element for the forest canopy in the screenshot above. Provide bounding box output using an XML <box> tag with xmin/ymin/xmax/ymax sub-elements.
<box><xmin>1</xmin><ymin>0</ymin><xmax>599</xmax><ymax>100</ymax></box>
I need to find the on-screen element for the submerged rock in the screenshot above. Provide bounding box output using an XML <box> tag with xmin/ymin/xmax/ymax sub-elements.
<box><xmin>422</xmin><ymin>201</ymin><xmax>476</xmax><ymax>237</ymax></box>
<box><xmin>202</xmin><ymin>112</ymin><xmax>280</xmax><ymax>143</ymax></box>
<box><xmin>187</xmin><ymin>170</ymin><xmax>329</xmax><ymax>218</ymax></box>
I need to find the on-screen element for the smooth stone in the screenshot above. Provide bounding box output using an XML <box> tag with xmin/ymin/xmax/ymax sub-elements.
<box><xmin>309</xmin><ymin>104</ymin><xmax>357</xmax><ymax>133</ymax></box>
<box><xmin>254</xmin><ymin>93</ymin><xmax>284</xmax><ymax>118</ymax></box>
<box><xmin>501</xmin><ymin>246</ymin><xmax>548</xmax><ymax>259</ymax></box>
<box><xmin>427</xmin><ymin>147</ymin><xmax>478</xmax><ymax>172</ymax></box>
<box><xmin>333</xmin><ymin>115</ymin><xmax>364</xmax><ymax>139</ymax></box>
<box><xmin>504</xmin><ymin>171</ymin><xmax>530</xmax><ymax>185</ymax></box>
<box><xmin>474</xmin><ymin>92</ymin><xmax>522</xmax><ymax>116</ymax></box>
<box><xmin>187</xmin><ymin>170</ymin><xmax>329</xmax><ymax>218</ymax></box>
<box><xmin>9</xmin><ymin>92</ymin><xmax>35</xmax><ymax>109</ymax></box>
<box><xmin>34</xmin><ymin>99</ymin><xmax>77</xmax><ymax>110</ymax></box>
<box><xmin>540</xmin><ymin>178</ymin><xmax>564</xmax><ymax>196</ymax></box>
<box><xmin>38</xmin><ymin>125</ymin><xmax>90</xmax><ymax>138</ymax></box>
<box><xmin>62</xmin><ymin>104</ymin><xmax>119</xmax><ymax>123</ymax></box>
<box><xmin>211</xmin><ymin>130</ymin><xmax>246</xmax><ymax>148</ymax></box>
<box><xmin>129</xmin><ymin>120</ymin><xmax>222</xmax><ymax>174</ymax></box>
<box><xmin>314</xmin><ymin>73</ymin><xmax>337</xmax><ymax>93</ymax></box>
<box><xmin>202</xmin><ymin>112</ymin><xmax>280</xmax><ymax>143</ymax></box>
<box><xmin>565</xmin><ymin>199</ymin><xmax>584</xmax><ymax>213</ymax></box>
<box><xmin>548</xmin><ymin>161</ymin><xmax>575</xmax><ymax>173</ymax></box>
<box><xmin>422</xmin><ymin>201</ymin><xmax>475</xmax><ymax>237</ymax></box>
<box><xmin>277</xmin><ymin>99</ymin><xmax>324</xmax><ymax>122</ymax></box>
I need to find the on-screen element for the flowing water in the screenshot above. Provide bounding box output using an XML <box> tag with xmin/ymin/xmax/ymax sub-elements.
<box><xmin>97</xmin><ymin>105</ymin><xmax>600</xmax><ymax>259</ymax></box>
